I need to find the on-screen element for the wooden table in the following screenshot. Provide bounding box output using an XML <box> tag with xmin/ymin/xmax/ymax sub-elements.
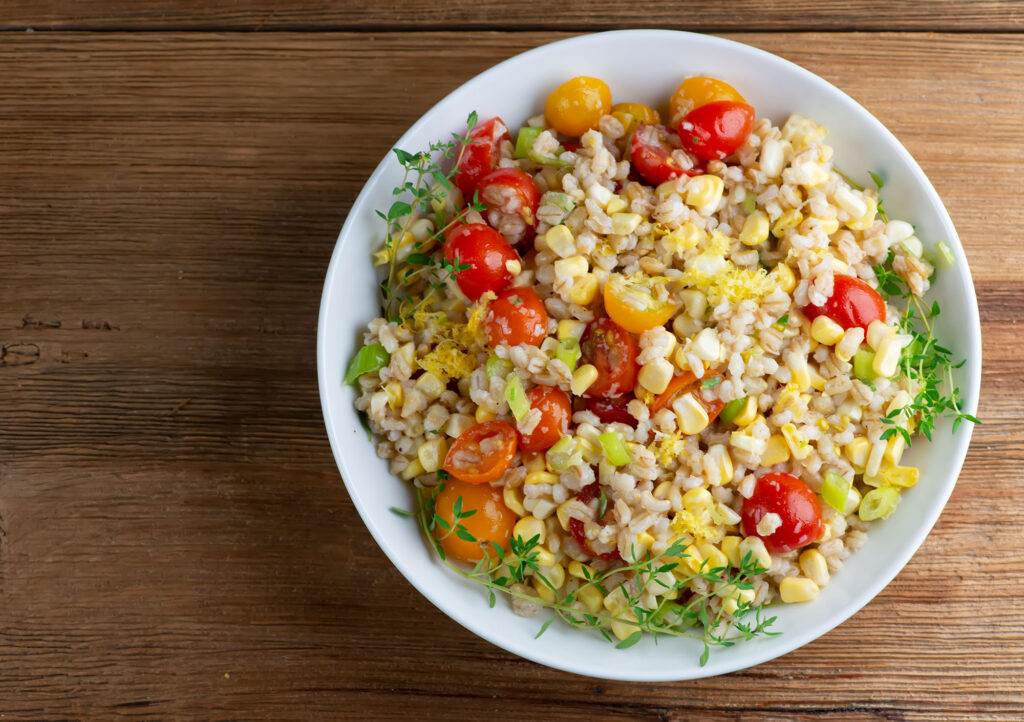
<box><xmin>1</xmin><ymin>3</ymin><xmax>1021</xmax><ymax>718</ymax></box>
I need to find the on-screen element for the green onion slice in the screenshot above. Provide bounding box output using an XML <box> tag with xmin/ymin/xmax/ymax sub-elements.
<box><xmin>505</xmin><ymin>373</ymin><xmax>530</xmax><ymax>422</ymax></box>
<box><xmin>546</xmin><ymin>435</ymin><xmax>582</xmax><ymax>473</ymax></box>
<box><xmin>858</xmin><ymin>486</ymin><xmax>900</xmax><ymax>521</ymax></box>
<box><xmin>742</xmin><ymin>190</ymin><xmax>757</xmax><ymax>214</ymax></box>
<box><xmin>853</xmin><ymin>348</ymin><xmax>877</xmax><ymax>383</ymax></box>
<box><xmin>599</xmin><ymin>431</ymin><xmax>633</xmax><ymax>466</ymax></box>
<box><xmin>554</xmin><ymin>337</ymin><xmax>581</xmax><ymax>371</ymax></box>
<box><xmin>720</xmin><ymin>397</ymin><xmax>747</xmax><ymax>425</ymax></box>
<box><xmin>927</xmin><ymin>241</ymin><xmax>956</xmax><ymax>270</ymax></box>
<box><xmin>549</xmin><ymin>192</ymin><xmax>576</xmax><ymax>213</ymax></box>
<box><xmin>528</xmin><ymin>149</ymin><xmax>573</xmax><ymax>168</ymax></box>
<box><xmin>822</xmin><ymin>471</ymin><xmax>851</xmax><ymax>512</ymax></box>
<box><xmin>344</xmin><ymin>343</ymin><xmax>390</xmax><ymax>385</ymax></box>
<box><xmin>514</xmin><ymin>126</ymin><xmax>543</xmax><ymax>159</ymax></box>
<box><xmin>485</xmin><ymin>354</ymin><xmax>514</xmax><ymax>381</ymax></box>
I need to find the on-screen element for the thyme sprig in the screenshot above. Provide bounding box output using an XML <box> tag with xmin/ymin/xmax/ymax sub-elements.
<box><xmin>873</xmin><ymin>251</ymin><xmax>978</xmax><ymax>443</ymax></box>
<box><xmin>410</xmin><ymin>485</ymin><xmax>779</xmax><ymax>667</ymax></box>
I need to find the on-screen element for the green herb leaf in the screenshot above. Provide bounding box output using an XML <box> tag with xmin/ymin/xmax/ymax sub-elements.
<box><xmin>344</xmin><ymin>343</ymin><xmax>390</xmax><ymax>385</ymax></box>
<box><xmin>389</xmin><ymin>506</ymin><xmax>413</xmax><ymax>518</ymax></box>
<box><xmin>701</xmin><ymin>375</ymin><xmax>722</xmax><ymax>390</ymax></box>
<box><xmin>615</xmin><ymin>631</ymin><xmax>643</xmax><ymax>649</ymax></box>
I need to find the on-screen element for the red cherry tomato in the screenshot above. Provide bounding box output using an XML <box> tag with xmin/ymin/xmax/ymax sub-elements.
<box><xmin>585</xmin><ymin>395</ymin><xmax>638</xmax><ymax>428</ymax></box>
<box><xmin>579</xmin><ymin>318</ymin><xmax>639</xmax><ymax>398</ymax></box>
<box><xmin>454</xmin><ymin>117</ymin><xmax>509</xmax><ymax>198</ymax></box>
<box><xmin>518</xmin><ymin>385</ymin><xmax>572</xmax><ymax>453</ymax></box>
<box><xmin>485</xmin><ymin>286</ymin><xmax>549</xmax><ymax>347</ymax></box>
<box><xmin>475</xmin><ymin>167</ymin><xmax>541</xmax><ymax>248</ymax></box>
<box><xmin>443</xmin><ymin>420</ymin><xmax>518</xmax><ymax>484</ymax></box>
<box><xmin>443</xmin><ymin>223</ymin><xmax>517</xmax><ymax>301</ymax></box>
<box><xmin>629</xmin><ymin>124</ymin><xmax>702</xmax><ymax>185</ymax></box>
<box><xmin>648</xmin><ymin>371</ymin><xmax>726</xmax><ymax>426</ymax></box>
<box><xmin>741</xmin><ymin>472</ymin><xmax>824</xmax><ymax>554</ymax></box>
<box><xmin>433</xmin><ymin>480</ymin><xmax>515</xmax><ymax>563</ymax></box>
<box><xmin>569</xmin><ymin>482</ymin><xmax>622</xmax><ymax>561</ymax></box>
<box><xmin>678</xmin><ymin>101</ymin><xmax>755</xmax><ymax>162</ymax></box>
<box><xmin>802</xmin><ymin>274</ymin><xmax>886</xmax><ymax>332</ymax></box>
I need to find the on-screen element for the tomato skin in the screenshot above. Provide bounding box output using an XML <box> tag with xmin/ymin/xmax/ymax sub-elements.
<box><xmin>518</xmin><ymin>385</ymin><xmax>572</xmax><ymax>453</ymax></box>
<box><xmin>443</xmin><ymin>420</ymin><xmax>518</xmax><ymax>484</ymax></box>
<box><xmin>485</xmin><ymin>286</ymin><xmax>549</xmax><ymax>348</ymax></box>
<box><xmin>569</xmin><ymin>482</ymin><xmax>622</xmax><ymax>561</ymax></box>
<box><xmin>649</xmin><ymin>371</ymin><xmax>726</xmax><ymax>425</ymax></box>
<box><xmin>611</xmin><ymin>102</ymin><xmax>661</xmax><ymax>137</ymax></box>
<box><xmin>433</xmin><ymin>480</ymin><xmax>516</xmax><ymax>563</ymax></box>
<box><xmin>545</xmin><ymin>76</ymin><xmax>612</xmax><ymax>137</ymax></box>
<box><xmin>579</xmin><ymin>318</ymin><xmax>639</xmax><ymax>398</ymax></box>
<box><xmin>476</xmin><ymin>166</ymin><xmax>541</xmax><ymax>235</ymax></box>
<box><xmin>678</xmin><ymin>101</ymin><xmax>756</xmax><ymax>162</ymax></box>
<box><xmin>802</xmin><ymin>274</ymin><xmax>886</xmax><ymax>332</ymax></box>
<box><xmin>741</xmin><ymin>472</ymin><xmax>824</xmax><ymax>554</ymax></box>
<box><xmin>669</xmin><ymin>76</ymin><xmax>746</xmax><ymax>125</ymax></box>
<box><xmin>443</xmin><ymin>223</ymin><xmax>517</xmax><ymax>301</ymax></box>
<box><xmin>629</xmin><ymin>124</ymin><xmax>702</xmax><ymax>186</ymax></box>
<box><xmin>603</xmin><ymin>273</ymin><xmax>679</xmax><ymax>334</ymax></box>
<box><xmin>585</xmin><ymin>395</ymin><xmax>638</xmax><ymax>428</ymax></box>
<box><xmin>454</xmin><ymin>117</ymin><xmax>510</xmax><ymax>198</ymax></box>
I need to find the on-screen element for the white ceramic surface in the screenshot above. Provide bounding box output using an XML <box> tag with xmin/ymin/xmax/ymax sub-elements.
<box><xmin>317</xmin><ymin>30</ymin><xmax>981</xmax><ymax>681</ymax></box>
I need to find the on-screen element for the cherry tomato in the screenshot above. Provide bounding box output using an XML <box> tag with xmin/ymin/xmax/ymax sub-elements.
<box><xmin>678</xmin><ymin>101</ymin><xmax>756</xmax><ymax>162</ymax></box>
<box><xmin>443</xmin><ymin>223</ymin><xmax>517</xmax><ymax>301</ymax></box>
<box><xmin>611</xmin><ymin>102</ymin><xmax>661</xmax><ymax>137</ymax></box>
<box><xmin>741</xmin><ymin>472</ymin><xmax>824</xmax><ymax>554</ymax></box>
<box><xmin>433</xmin><ymin>479</ymin><xmax>516</xmax><ymax>563</ymax></box>
<box><xmin>545</xmin><ymin>76</ymin><xmax>612</xmax><ymax>137</ymax></box>
<box><xmin>518</xmin><ymin>385</ymin><xmax>572</xmax><ymax>453</ymax></box>
<box><xmin>648</xmin><ymin>371</ymin><xmax>726</xmax><ymax>425</ymax></box>
<box><xmin>454</xmin><ymin>117</ymin><xmax>510</xmax><ymax>198</ymax></box>
<box><xmin>569</xmin><ymin>482</ymin><xmax>621</xmax><ymax>561</ymax></box>
<box><xmin>603</xmin><ymin>273</ymin><xmax>679</xmax><ymax>334</ymax></box>
<box><xmin>443</xmin><ymin>420</ymin><xmax>518</xmax><ymax>484</ymax></box>
<box><xmin>579</xmin><ymin>318</ymin><xmax>639</xmax><ymax>398</ymax></box>
<box><xmin>585</xmin><ymin>395</ymin><xmax>638</xmax><ymax>428</ymax></box>
<box><xmin>485</xmin><ymin>286</ymin><xmax>549</xmax><ymax>348</ymax></box>
<box><xmin>669</xmin><ymin>76</ymin><xmax>746</xmax><ymax>125</ymax></box>
<box><xmin>802</xmin><ymin>274</ymin><xmax>886</xmax><ymax>332</ymax></box>
<box><xmin>475</xmin><ymin>167</ymin><xmax>540</xmax><ymax>248</ymax></box>
<box><xmin>629</xmin><ymin>124</ymin><xmax>702</xmax><ymax>186</ymax></box>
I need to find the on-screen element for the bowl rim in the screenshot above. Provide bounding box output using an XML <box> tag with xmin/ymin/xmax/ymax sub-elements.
<box><xmin>317</xmin><ymin>28</ymin><xmax>981</xmax><ymax>681</ymax></box>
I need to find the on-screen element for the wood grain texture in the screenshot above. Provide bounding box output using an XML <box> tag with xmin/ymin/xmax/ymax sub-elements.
<box><xmin>0</xmin><ymin>30</ymin><xmax>1022</xmax><ymax>719</ymax></box>
<box><xmin>2</xmin><ymin>0</ymin><xmax>1024</xmax><ymax>31</ymax></box>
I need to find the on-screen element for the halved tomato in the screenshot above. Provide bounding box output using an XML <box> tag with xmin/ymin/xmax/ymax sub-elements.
<box><xmin>443</xmin><ymin>420</ymin><xmax>518</xmax><ymax>484</ymax></box>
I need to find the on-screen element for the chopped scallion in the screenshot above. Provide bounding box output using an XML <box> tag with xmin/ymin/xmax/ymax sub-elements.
<box><xmin>344</xmin><ymin>343</ymin><xmax>390</xmax><ymax>385</ymax></box>
<box><xmin>549</xmin><ymin>192</ymin><xmax>576</xmax><ymax>213</ymax></box>
<box><xmin>545</xmin><ymin>435</ymin><xmax>582</xmax><ymax>472</ymax></box>
<box><xmin>742</xmin><ymin>190</ymin><xmax>757</xmax><ymax>214</ymax></box>
<box><xmin>554</xmin><ymin>338</ymin><xmax>581</xmax><ymax>371</ymax></box>
<box><xmin>926</xmin><ymin>241</ymin><xmax>956</xmax><ymax>270</ymax></box>
<box><xmin>858</xmin><ymin>486</ymin><xmax>900</xmax><ymax>521</ymax></box>
<box><xmin>505</xmin><ymin>373</ymin><xmax>530</xmax><ymax>422</ymax></box>
<box><xmin>485</xmin><ymin>354</ymin><xmax>514</xmax><ymax>380</ymax></box>
<box><xmin>598</xmin><ymin>431</ymin><xmax>633</xmax><ymax>466</ymax></box>
<box><xmin>853</xmin><ymin>348</ymin><xmax>877</xmax><ymax>383</ymax></box>
<box><xmin>514</xmin><ymin>126</ymin><xmax>543</xmax><ymax>159</ymax></box>
<box><xmin>822</xmin><ymin>472</ymin><xmax>851</xmax><ymax>512</ymax></box>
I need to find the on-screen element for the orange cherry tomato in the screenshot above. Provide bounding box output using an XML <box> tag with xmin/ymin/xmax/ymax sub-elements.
<box><xmin>579</xmin><ymin>318</ymin><xmax>639</xmax><ymax>399</ymax></box>
<box><xmin>603</xmin><ymin>274</ymin><xmax>678</xmax><ymax>334</ymax></box>
<box><xmin>611</xmin><ymin>102</ymin><xmax>661</xmax><ymax>136</ymax></box>
<box><xmin>443</xmin><ymin>420</ymin><xmax>518</xmax><ymax>484</ymax></box>
<box><xmin>518</xmin><ymin>385</ymin><xmax>572</xmax><ymax>453</ymax></box>
<box><xmin>669</xmin><ymin>76</ymin><xmax>746</xmax><ymax>126</ymax></box>
<box><xmin>545</xmin><ymin>76</ymin><xmax>612</xmax><ymax>137</ymax></box>
<box><xmin>649</xmin><ymin>371</ymin><xmax>726</xmax><ymax>425</ymax></box>
<box><xmin>433</xmin><ymin>479</ymin><xmax>516</xmax><ymax>563</ymax></box>
<box><xmin>485</xmin><ymin>286</ymin><xmax>549</xmax><ymax>348</ymax></box>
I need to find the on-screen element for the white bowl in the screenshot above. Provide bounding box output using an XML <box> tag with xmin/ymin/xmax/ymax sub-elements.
<box><xmin>317</xmin><ymin>30</ymin><xmax>981</xmax><ymax>680</ymax></box>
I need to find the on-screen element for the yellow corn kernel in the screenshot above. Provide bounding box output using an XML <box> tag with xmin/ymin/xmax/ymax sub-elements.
<box><xmin>808</xmin><ymin>368</ymin><xmax>827</xmax><ymax>391</ymax></box>
<box><xmin>770</xmin><ymin>262</ymin><xmax>797</xmax><ymax>294</ymax></box>
<box><xmin>772</xmin><ymin>209</ymin><xmax>804</xmax><ymax>237</ymax></box>
<box><xmin>396</xmin><ymin>342</ymin><xmax>416</xmax><ymax>370</ymax></box>
<box><xmin>636</xmin><ymin>532</ymin><xmax>656</xmax><ymax>553</ymax></box>
<box><xmin>721</xmin><ymin>536</ymin><xmax>742</xmax><ymax>567</ymax></box>
<box><xmin>865</xmin><ymin>441</ymin><xmax>886</xmax><ymax>478</ymax></box>
<box><xmin>555</xmin><ymin>498</ymin><xmax>574</xmax><ymax>531</ymax></box>
<box><xmin>683</xmin><ymin>487</ymin><xmax>713</xmax><ymax>513</ymax></box>
<box><xmin>610</xmin><ymin>612</ymin><xmax>640</xmax><ymax>642</ymax></box>
<box><xmin>532</xmin><ymin>574</ymin><xmax>556</xmax><ymax>603</ymax></box>
<box><xmin>781</xmin><ymin>423</ymin><xmax>812</xmax><ymax>460</ymax></box>
<box><xmin>798</xmin><ymin>549</ymin><xmax>830</xmax><ymax>587</ymax></box>
<box><xmin>786</xmin><ymin>350</ymin><xmax>811</xmax><ymax>392</ymax></box>
<box><xmin>761</xmin><ymin>434</ymin><xmax>791</xmax><ymax>465</ymax></box>
<box><xmin>530</xmin><ymin>499</ymin><xmax>556</xmax><ymax>520</ymax></box>
<box><xmin>569</xmin><ymin>273</ymin><xmax>598</xmax><ymax>306</ymax></box>
<box><xmin>782</xmin><ymin>115</ymin><xmax>826</xmax><ymax>147</ymax></box>
<box><xmin>577</xmin><ymin>584</ymin><xmax>604</xmax><ymax>613</ymax></box>
<box><xmin>474</xmin><ymin>405</ymin><xmax>496</xmax><ymax>423</ymax></box>
<box><xmin>400</xmin><ymin>458</ymin><xmax>424</xmax><ymax>481</ymax></box>
<box><xmin>525</xmin><ymin>471</ymin><xmax>559</xmax><ymax>486</ymax></box>
<box><xmin>533</xmin><ymin>547</ymin><xmax>557</xmax><ymax>568</ymax></box>
<box><xmin>685</xmin><ymin>174</ymin><xmax>725</xmax><ymax>211</ymax></box>
<box><xmin>679</xmin><ymin>544</ymin><xmax>705</xmax><ymax>573</ymax></box>
<box><xmin>844</xmin><ymin>436</ymin><xmax>870</xmax><ymax>470</ymax></box>
<box><xmin>568</xmin><ymin>560</ymin><xmax>596</xmax><ymax>580</ymax></box>
<box><xmin>673</xmin><ymin>221</ymin><xmax>702</xmax><ymax>249</ymax></box>
<box><xmin>571</xmin><ymin>364</ymin><xmax>599</xmax><ymax>395</ymax></box>
<box><xmin>384</xmin><ymin>382</ymin><xmax>404</xmax><ymax>411</ymax></box>
<box><xmin>605</xmin><ymin>194</ymin><xmax>628</xmax><ymax>215</ymax></box>
<box><xmin>739</xmin><ymin>536</ymin><xmax>772</xmax><ymax>571</ymax></box>
<box><xmin>416</xmin><ymin>437</ymin><xmax>448</xmax><ymax>473</ymax></box>
<box><xmin>847</xmin><ymin>197</ymin><xmax>878</xmax><ymax>231</ymax></box>
<box><xmin>866</xmin><ymin>319</ymin><xmax>893</xmax><ymax>350</ymax></box>
<box><xmin>814</xmin><ymin>216</ymin><xmax>840</xmax><ymax>235</ymax></box>
<box><xmin>884</xmin><ymin>433</ymin><xmax>907</xmax><ymax>466</ymax></box>
<box><xmin>673</xmin><ymin>392</ymin><xmax>710</xmax><ymax>435</ymax></box>
<box><xmin>536</xmin><ymin>562</ymin><xmax>565</xmax><ymax>590</ymax></box>
<box><xmin>810</xmin><ymin>316</ymin><xmax>845</xmax><ymax>346</ymax></box>
<box><xmin>503</xmin><ymin>485</ymin><xmax>526</xmax><ymax>517</ymax></box>
<box><xmin>505</xmin><ymin>258</ymin><xmax>522</xmax><ymax>276</ymax></box>
<box><xmin>557</xmin><ymin>319</ymin><xmax>587</xmax><ymax>341</ymax></box>
<box><xmin>779</xmin><ymin>576</ymin><xmax>821</xmax><ymax>603</ymax></box>
<box><xmin>545</xmin><ymin>224</ymin><xmax>576</xmax><ymax>258</ymax></box>
<box><xmin>698</xmin><ymin>542</ymin><xmax>728</xmax><ymax>571</ymax></box>
<box><xmin>885</xmin><ymin>465</ymin><xmax>920</xmax><ymax>488</ymax></box>
<box><xmin>704</xmin><ymin>444</ymin><xmax>734</xmax><ymax>486</ymax></box>
<box><xmin>653</xmin><ymin>481</ymin><xmax>674</xmax><ymax>500</ymax></box>
<box><xmin>739</xmin><ymin>210</ymin><xmax>770</xmax><ymax>246</ymax></box>
<box><xmin>732</xmin><ymin>396</ymin><xmax>758</xmax><ymax>428</ymax></box>
<box><xmin>638</xmin><ymin>358</ymin><xmax>674</xmax><ymax>395</ymax></box>
<box><xmin>721</xmin><ymin>596</ymin><xmax>740</xmax><ymax>616</ymax></box>
<box><xmin>522</xmin><ymin>452</ymin><xmax>546</xmax><ymax>474</ymax></box>
<box><xmin>513</xmin><ymin>516</ymin><xmax>546</xmax><ymax>546</ymax></box>
<box><xmin>678</xmin><ymin>288</ymin><xmax>707</xmax><ymax>320</ymax></box>
<box><xmin>603</xmin><ymin>586</ymin><xmax>629</xmax><ymax>615</ymax></box>
<box><xmin>554</xmin><ymin>254</ymin><xmax>588</xmax><ymax>279</ymax></box>
<box><xmin>873</xmin><ymin>336</ymin><xmax>902</xmax><ymax>378</ymax></box>
<box><xmin>611</xmin><ymin>212</ymin><xmax>643</xmax><ymax>236</ymax></box>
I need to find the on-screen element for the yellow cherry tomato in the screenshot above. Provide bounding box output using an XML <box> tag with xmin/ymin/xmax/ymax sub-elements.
<box><xmin>545</xmin><ymin>76</ymin><xmax>612</xmax><ymax>137</ymax></box>
<box><xmin>610</xmin><ymin>102</ymin><xmax>661</xmax><ymax>136</ymax></box>
<box><xmin>670</xmin><ymin>76</ymin><xmax>746</xmax><ymax>125</ymax></box>
<box><xmin>603</xmin><ymin>274</ymin><xmax>677</xmax><ymax>334</ymax></box>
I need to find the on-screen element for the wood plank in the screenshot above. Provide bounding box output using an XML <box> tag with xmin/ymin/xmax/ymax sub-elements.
<box><xmin>1</xmin><ymin>0</ymin><xmax>1024</xmax><ymax>31</ymax></box>
<box><xmin>0</xmin><ymin>32</ymin><xmax>1021</xmax><ymax>717</ymax></box>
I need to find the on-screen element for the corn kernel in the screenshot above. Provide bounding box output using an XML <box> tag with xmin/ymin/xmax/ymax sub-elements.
<box><xmin>568</xmin><ymin>560</ymin><xmax>596</xmax><ymax>580</ymax></box>
<box><xmin>770</xmin><ymin>262</ymin><xmax>797</xmax><ymax>293</ymax></box>
<box><xmin>844</xmin><ymin>436</ymin><xmax>870</xmax><ymax>470</ymax></box>
<box><xmin>474</xmin><ymin>405</ymin><xmax>496</xmax><ymax>423</ymax></box>
<box><xmin>779</xmin><ymin>576</ymin><xmax>820</xmax><ymax>603</ymax></box>
<box><xmin>698</xmin><ymin>542</ymin><xmax>728</xmax><ymax>571</ymax></box>
<box><xmin>721</xmin><ymin>596</ymin><xmax>740</xmax><ymax>616</ymax></box>
<box><xmin>810</xmin><ymin>316</ymin><xmax>845</xmax><ymax>346</ymax></box>
<box><xmin>673</xmin><ymin>392</ymin><xmax>710</xmax><ymax>435</ymax></box>
<box><xmin>571</xmin><ymin>364</ymin><xmax>599</xmax><ymax>395</ymax></box>
<box><xmin>885</xmin><ymin>220</ymin><xmax>915</xmax><ymax>246</ymax></box>
<box><xmin>721</xmin><ymin>536</ymin><xmax>742</xmax><ymax>567</ymax></box>
<box><xmin>555</xmin><ymin>498</ymin><xmax>574</xmax><ymax>531</ymax></box>
<box><xmin>611</xmin><ymin>212</ymin><xmax>643</xmax><ymax>236</ymax></box>
<box><xmin>740</xmin><ymin>210</ymin><xmax>770</xmax><ymax>246</ymax></box>
<box><xmin>814</xmin><ymin>217</ymin><xmax>840</xmax><ymax>235</ymax></box>
<box><xmin>577</xmin><ymin>584</ymin><xmax>604</xmax><ymax>613</ymax></box>
<box><xmin>416</xmin><ymin>437</ymin><xmax>448</xmax><ymax>473</ymax></box>
<box><xmin>739</xmin><ymin>536</ymin><xmax>772</xmax><ymax>571</ymax></box>
<box><xmin>798</xmin><ymin>549</ymin><xmax>830</xmax><ymax>586</ymax></box>
<box><xmin>568</xmin><ymin>273</ymin><xmax>599</xmax><ymax>305</ymax></box>
<box><xmin>525</xmin><ymin>471</ymin><xmax>559</xmax><ymax>486</ymax></box>
<box><xmin>732</xmin><ymin>396</ymin><xmax>758</xmax><ymax>427</ymax></box>
<box><xmin>532</xmin><ymin>574</ymin><xmax>556</xmax><ymax>603</ymax></box>
<box><xmin>400</xmin><ymin>458</ymin><xmax>424</xmax><ymax>481</ymax></box>
<box><xmin>679</xmin><ymin>544</ymin><xmax>705</xmax><ymax>573</ymax></box>
<box><xmin>638</xmin><ymin>357</ymin><xmax>674</xmax><ymax>395</ymax></box>
<box><xmin>531</xmin><ymin>499</ymin><xmax>556</xmax><ymax>520</ymax></box>
<box><xmin>730</xmin><ymin>429</ymin><xmax>767</xmax><ymax>456</ymax></box>
<box><xmin>396</xmin><ymin>342</ymin><xmax>416</xmax><ymax>370</ymax></box>
<box><xmin>781</xmin><ymin>423</ymin><xmax>812</xmax><ymax>460</ymax></box>
<box><xmin>536</xmin><ymin>562</ymin><xmax>565</xmax><ymax>590</ymax></box>
<box><xmin>847</xmin><ymin>197</ymin><xmax>877</xmax><ymax>230</ymax></box>
<box><xmin>834</xmin><ymin>186</ymin><xmax>868</xmax><ymax>220</ymax></box>
<box><xmin>685</xmin><ymin>174</ymin><xmax>725</xmax><ymax>212</ymax></box>
<box><xmin>785</xmin><ymin>350</ymin><xmax>811</xmax><ymax>391</ymax></box>
<box><xmin>586</xmin><ymin>182</ymin><xmax>614</xmax><ymax>208</ymax></box>
<box><xmin>683</xmin><ymin>487</ymin><xmax>713</xmax><ymax>513</ymax></box>
<box><xmin>865</xmin><ymin>441</ymin><xmax>886</xmax><ymax>478</ymax></box>
<box><xmin>808</xmin><ymin>368</ymin><xmax>827</xmax><ymax>391</ymax></box>
<box><xmin>691</xmin><ymin>328</ymin><xmax>721</xmax><ymax>363</ymax></box>
<box><xmin>759</xmin><ymin>137</ymin><xmax>785</xmax><ymax>177</ymax></box>
<box><xmin>678</xmin><ymin>289</ymin><xmax>707</xmax><ymax>320</ymax></box>
<box><xmin>513</xmin><ymin>516</ymin><xmax>546</xmax><ymax>546</ymax></box>
<box><xmin>557</xmin><ymin>319</ymin><xmax>586</xmax><ymax>341</ymax></box>
<box><xmin>503</xmin><ymin>485</ymin><xmax>526</xmax><ymax>517</ymax></box>
<box><xmin>761</xmin><ymin>434</ymin><xmax>790</xmax><ymax>465</ymax></box>
<box><xmin>554</xmin><ymin>254</ymin><xmax>588</xmax><ymax>279</ymax></box>
<box><xmin>866</xmin><ymin>319</ymin><xmax>892</xmax><ymax>350</ymax></box>
<box><xmin>772</xmin><ymin>209</ymin><xmax>804</xmax><ymax>237</ymax></box>
<box><xmin>653</xmin><ymin>481</ymin><xmax>673</xmax><ymax>500</ymax></box>
<box><xmin>603</xmin><ymin>586</ymin><xmax>629</xmax><ymax>615</ymax></box>
<box><xmin>781</xmin><ymin>115</ymin><xmax>826</xmax><ymax>147</ymax></box>
<box><xmin>884</xmin><ymin>433</ymin><xmax>907</xmax><ymax>466</ymax></box>
<box><xmin>636</xmin><ymin>532</ymin><xmax>656</xmax><ymax>553</ymax></box>
<box><xmin>885</xmin><ymin>465</ymin><xmax>920</xmax><ymax>488</ymax></box>
<box><xmin>873</xmin><ymin>336</ymin><xmax>902</xmax><ymax>377</ymax></box>
<box><xmin>835</xmin><ymin>326</ymin><xmax>865</xmax><ymax>363</ymax></box>
<box><xmin>384</xmin><ymin>382</ymin><xmax>404</xmax><ymax>411</ymax></box>
<box><xmin>533</xmin><ymin>547</ymin><xmax>557</xmax><ymax>568</ymax></box>
<box><xmin>703</xmin><ymin>444</ymin><xmax>734</xmax><ymax>486</ymax></box>
<box><xmin>610</xmin><ymin>613</ymin><xmax>639</xmax><ymax>642</ymax></box>
<box><xmin>605</xmin><ymin>194</ymin><xmax>628</xmax><ymax>215</ymax></box>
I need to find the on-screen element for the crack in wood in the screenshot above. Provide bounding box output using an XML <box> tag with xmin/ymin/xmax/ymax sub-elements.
<box><xmin>81</xmin><ymin>320</ymin><xmax>120</xmax><ymax>331</ymax></box>
<box><xmin>19</xmin><ymin>315</ymin><xmax>60</xmax><ymax>329</ymax></box>
<box><xmin>0</xmin><ymin>343</ymin><xmax>39</xmax><ymax>367</ymax></box>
